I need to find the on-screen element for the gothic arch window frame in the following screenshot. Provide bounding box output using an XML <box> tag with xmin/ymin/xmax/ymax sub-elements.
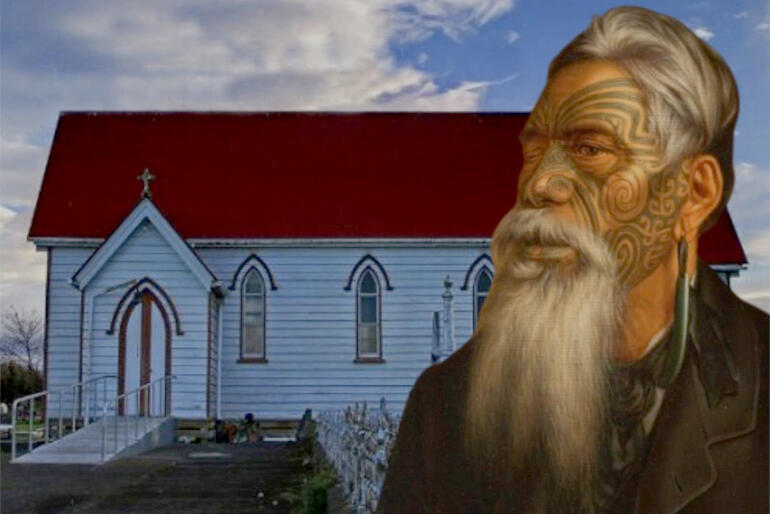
<box><xmin>344</xmin><ymin>254</ymin><xmax>393</xmax><ymax>291</ymax></box>
<box><xmin>473</xmin><ymin>266</ymin><xmax>493</xmax><ymax>330</ymax></box>
<box><xmin>355</xmin><ymin>266</ymin><xmax>384</xmax><ymax>363</ymax></box>
<box><xmin>461</xmin><ymin>253</ymin><xmax>492</xmax><ymax>290</ymax></box>
<box><xmin>108</xmin><ymin>277</ymin><xmax>183</xmax><ymax>336</ymax></box>
<box><xmin>228</xmin><ymin>253</ymin><xmax>278</xmax><ymax>291</ymax></box>
<box><xmin>239</xmin><ymin>267</ymin><xmax>268</xmax><ymax>363</ymax></box>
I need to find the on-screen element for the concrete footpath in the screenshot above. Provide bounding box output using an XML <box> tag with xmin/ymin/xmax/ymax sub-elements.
<box><xmin>1</xmin><ymin>441</ymin><xmax>331</xmax><ymax>513</ymax></box>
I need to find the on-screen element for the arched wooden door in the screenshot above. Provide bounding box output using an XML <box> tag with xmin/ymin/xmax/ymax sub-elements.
<box><xmin>118</xmin><ymin>290</ymin><xmax>172</xmax><ymax>415</ymax></box>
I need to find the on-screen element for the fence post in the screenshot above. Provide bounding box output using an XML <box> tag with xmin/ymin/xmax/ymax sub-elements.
<box><xmin>315</xmin><ymin>398</ymin><xmax>401</xmax><ymax>511</ymax></box>
<box><xmin>441</xmin><ymin>275</ymin><xmax>455</xmax><ymax>361</ymax></box>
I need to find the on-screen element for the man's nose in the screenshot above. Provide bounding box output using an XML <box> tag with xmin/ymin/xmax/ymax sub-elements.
<box><xmin>523</xmin><ymin>145</ymin><xmax>575</xmax><ymax>207</ymax></box>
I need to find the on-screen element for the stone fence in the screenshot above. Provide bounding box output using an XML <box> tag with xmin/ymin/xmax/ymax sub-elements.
<box><xmin>315</xmin><ymin>398</ymin><xmax>401</xmax><ymax>513</ymax></box>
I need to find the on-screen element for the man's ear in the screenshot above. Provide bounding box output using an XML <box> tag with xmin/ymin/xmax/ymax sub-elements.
<box><xmin>676</xmin><ymin>154</ymin><xmax>724</xmax><ymax>241</ymax></box>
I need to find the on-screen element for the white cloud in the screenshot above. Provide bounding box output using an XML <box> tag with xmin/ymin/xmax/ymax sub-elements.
<box><xmin>0</xmin><ymin>136</ymin><xmax>48</xmax><ymax>209</ymax></box>
<box><xmin>693</xmin><ymin>26</ymin><xmax>715</xmax><ymax>41</ymax></box>
<box><xmin>417</xmin><ymin>52</ymin><xmax>429</xmax><ymax>65</ymax></box>
<box><xmin>0</xmin><ymin>208</ymin><xmax>46</xmax><ymax>314</ymax></box>
<box><xmin>389</xmin><ymin>0</ymin><xmax>515</xmax><ymax>41</ymax></box>
<box><xmin>757</xmin><ymin>21</ymin><xmax>770</xmax><ymax>31</ymax></box>
<box><xmin>734</xmin><ymin>11</ymin><xmax>748</xmax><ymax>19</ymax></box>
<box><xmin>745</xmin><ymin>231</ymin><xmax>770</xmax><ymax>262</ymax></box>
<box><xmin>43</xmin><ymin>0</ymin><xmax>513</xmax><ymax>111</ymax></box>
<box><xmin>729</xmin><ymin>161</ymin><xmax>770</xmax><ymax>309</ymax></box>
<box><xmin>0</xmin><ymin>0</ymin><xmax>518</xmax><ymax>313</ymax></box>
<box><xmin>0</xmin><ymin>206</ymin><xmax>16</xmax><ymax>232</ymax></box>
<box><xmin>506</xmin><ymin>30</ymin><xmax>520</xmax><ymax>45</ymax></box>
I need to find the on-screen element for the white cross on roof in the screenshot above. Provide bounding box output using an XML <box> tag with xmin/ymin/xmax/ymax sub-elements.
<box><xmin>137</xmin><ymin>168</ymin><xmax>156</xmax><ymax>198</ymax></box>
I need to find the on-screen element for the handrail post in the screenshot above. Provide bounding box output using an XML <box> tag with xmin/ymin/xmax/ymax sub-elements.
<box><xmin>84</xmin><ymin>382</ymin><xmax>90</xmax><ymax>426</ymax></box>
<box><xmin>144</xmin><ymin>384</ymin><xmax>148</xmax><ymax>433</ymax></box>
<box><xmin>29</xmin><ymin>398</ymin><xmax>35</xmax><ymax>453</ymax></box>
<box><xmin>134</xmin><ymin>393</ymin><xmax>138</xmax><ymax>441</ymax></box>
<box><xmin>44</xmin><ymin>394</ymin><xmax>50</xmax><ymax>444</ymax></box>
<box><xmin>101</xmin><ymin>405</ymin><xmax>106</xmax><ymax>462</ymax></box>
<box><xmin>11</xmin><ymin>399</ymin><xmax>18</xmax><ymax>461</ymax></box>
<box><xmin>71</xmin><ymin>387</ymin><xmax>76</xmax><ymax>433</ymax></box>
<box><xmin>58</xmin><ymin>391</ymin><xmax>63</xmax><ymax>440</ymax></box>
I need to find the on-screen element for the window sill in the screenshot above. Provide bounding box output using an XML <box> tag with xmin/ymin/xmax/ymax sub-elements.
<box><xmin>238</xmin><ymin>357</ymin><xmax>268</xmax><ymax>364</ymax></box>
<box><xmin>353</xmin><ymin>357</ymin><xmax>385</xmax><ymax>364</ymax></box>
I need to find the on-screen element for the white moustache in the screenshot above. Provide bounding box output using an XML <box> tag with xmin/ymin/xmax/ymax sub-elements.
<box><xmin>491</xmin><ymin>207</ymin><xmax>618</xmax><ymax>280</ymax></box>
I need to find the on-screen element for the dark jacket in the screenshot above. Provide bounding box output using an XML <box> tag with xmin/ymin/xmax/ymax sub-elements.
<box><xmin>377</xmin><ymin>262</ymin><xmax>768</xmax><ymax>513</ymax></box>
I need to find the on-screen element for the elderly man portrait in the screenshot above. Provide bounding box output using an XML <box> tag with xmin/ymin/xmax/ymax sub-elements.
<box><xmin>378</xmin><ymin>6</ymin><xmax>768</xmax><ymax>514</ymax></box>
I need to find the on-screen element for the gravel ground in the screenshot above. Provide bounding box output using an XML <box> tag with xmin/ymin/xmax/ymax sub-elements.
<box><xmin>1</xmin><ymin>440</ymin><xmax>344</xmax><ymax>513</ymax></box>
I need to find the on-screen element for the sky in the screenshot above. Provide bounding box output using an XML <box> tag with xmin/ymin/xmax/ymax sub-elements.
<box><xmin>1</xmin><ymin>0</ymin><xmax>768</xmax><ymax>317</ymax></box>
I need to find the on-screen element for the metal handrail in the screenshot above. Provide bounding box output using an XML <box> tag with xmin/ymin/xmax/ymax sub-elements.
<box><xmin>100</xmin><ymin>375</ymin><xmax>174</xmax><ymax>462</ymax></box>
<box><xmin>11</xmin><ymin>374</ymin><xmax>117</xmax><ymax>462</ymax></box>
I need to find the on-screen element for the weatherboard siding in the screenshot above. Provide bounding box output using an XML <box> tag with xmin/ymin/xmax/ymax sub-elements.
<box><xmin>196</xmin><ymin>246</ymin><xmax>490</xmax><ymax>419</ymax></box>
<box><xmin>85</xmin><ymin>221</ymin><xmax>209</xmax><ymax>419</ymax></box>
<box><xmin>46</xmin><ymin>247</ymin><xmax>92</xmax><ymax>413</ymax></box>
<box><xmin>45</xmin><ymin>240</ymin><xmax>492</xmax><ymax>420</ymax></box>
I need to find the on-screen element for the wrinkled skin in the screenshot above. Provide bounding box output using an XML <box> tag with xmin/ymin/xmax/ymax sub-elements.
<box><xmin>518</xmin><ymin>61</ymin><xmax>690</xmax><ymax>286</ymax></box>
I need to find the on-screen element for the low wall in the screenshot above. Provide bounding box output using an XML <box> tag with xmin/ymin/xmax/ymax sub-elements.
<box><xmin>315</xmin><ymin>399</ymin><xmax>400</xmax><ymax>513</ymax></box>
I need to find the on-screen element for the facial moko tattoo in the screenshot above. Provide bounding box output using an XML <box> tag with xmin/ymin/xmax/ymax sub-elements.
<box><xmin>519</xmin><ymin>77</ymin><xmax>690</xmax><ymax>286</ymax></box>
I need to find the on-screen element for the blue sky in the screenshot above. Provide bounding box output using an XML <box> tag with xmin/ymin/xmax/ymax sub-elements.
<box><xmin>1</xmin><ymin>0</ymin><xmax>768</xmax><ymax>314</ymax></box>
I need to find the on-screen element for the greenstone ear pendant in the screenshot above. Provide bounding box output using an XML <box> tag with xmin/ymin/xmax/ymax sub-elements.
<box><xmin>660</xmin><ymin>238</ymin><xmax>690</xmax><ymax>387</ymax></box>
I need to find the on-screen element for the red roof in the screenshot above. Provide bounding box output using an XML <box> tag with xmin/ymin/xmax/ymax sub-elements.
<box><xmin>28</xmin><ymin>112</ymin><xmax>746</xmax><ymax>265</ymax></box>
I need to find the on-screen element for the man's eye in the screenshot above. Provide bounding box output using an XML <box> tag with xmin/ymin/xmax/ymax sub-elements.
<box><xmin>522</xmin><ymin>147</ymin><xmax>544</xmax><ymax>162</ymax></box>
<box><xmin>574</xmin><ymin>144</ymin><xmax>603</xmax><ymax>157</ymax></box>
<box><xmin>523</xmin><ymin>151</ymin><xmax>541</xmax><ymax>161</ymax></box>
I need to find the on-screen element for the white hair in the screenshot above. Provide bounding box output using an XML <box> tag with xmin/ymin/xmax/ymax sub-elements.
<box><xmin>466</xmin><ymin>208</ymin><xmax>624</xmax><ymax>510</ymax></box>
<box><xmin>548</xmin><ymin>6</ymin><xmax>738</xmax><ymax>229</ymax></box>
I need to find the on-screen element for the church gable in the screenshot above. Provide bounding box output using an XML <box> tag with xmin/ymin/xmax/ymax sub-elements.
<box><xmin>71</xmin><ymin>197</ymin><xmax>217</xmax><ymax>292</ymax></box>
<box><xmin>92</xmin><ymin>220</ymin><xmax>198</xmax><ymax>293</ymax></box>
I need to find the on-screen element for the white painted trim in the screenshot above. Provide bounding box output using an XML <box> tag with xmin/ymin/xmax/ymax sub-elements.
<box><xmin>708</xmin><ymin>264</ymin><xmax>745</xmax><ymax>272</ymax></box>
<box><xmin>189</xmin><ymin>238</ymin><xmax>492</xmax><ymax>248</ymax></box>
<box><xmin>30</xmin><ymin>237</ymin><xmax>101</xmax><ymax>248</ymax></box>
<box><xmin>70</xmin><ymin>198</ymin><xmax>216</xmax><ymax>291</ymax></box>
<box><xmin>34</xmin><ymin>236</ymin><xmax>492</xmax><ymax>249</ymax></box>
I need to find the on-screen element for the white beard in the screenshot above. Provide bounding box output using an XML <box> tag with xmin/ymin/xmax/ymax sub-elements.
<box><xmin>465</xmin><ymin>207</ymin><xmax>624</xmax><ymax>509</ymax></box>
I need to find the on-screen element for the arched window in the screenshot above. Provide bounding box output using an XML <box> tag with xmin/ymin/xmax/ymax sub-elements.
<box><xmin>357</xmin><ymin>268</ymin><xmax>382</xmax><ymax>361</ymax></box>
<box><xmin>474</xmin><ymin>268</ymin><xmax>492</xmax><ymax>329</ymax></box>
<box><xmin>241</xmin><ymin>269</ymin><xmax>266</xmax><ymax>361</ymax></box>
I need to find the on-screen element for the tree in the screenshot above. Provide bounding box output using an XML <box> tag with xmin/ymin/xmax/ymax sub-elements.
<box><xmin>1</xmin><ymin>306</ymin><xmax>43</xmax><ymax>372</ymax></box>
<box><xmin>0</xmin><ymin>360</ymin><xmax>44</xmax><ymax>405</ymax></box>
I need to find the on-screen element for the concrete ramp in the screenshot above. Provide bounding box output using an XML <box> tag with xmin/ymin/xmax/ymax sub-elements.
<box><xmin>13</xmin><ymin>417</ymin><xmax>175</xmax><ymax>464</ymax></box>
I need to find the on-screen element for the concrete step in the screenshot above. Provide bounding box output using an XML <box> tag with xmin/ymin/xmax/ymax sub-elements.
<box><xmin>13</xmin><ymin>417</ymin><xmax>175</xmax><ymax>464</ymax></box>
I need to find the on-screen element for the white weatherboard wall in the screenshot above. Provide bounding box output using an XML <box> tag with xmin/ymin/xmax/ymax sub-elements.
<box><xmin>196</xmin><ymin>246</ymin><xmax>489</xmax><ymax>419</ymax></box>
<box><xmin>46</xmin><ymin>247</ymin><xmax>92</xmax><ymax>414</ymax></box>
<box><xmin>85</xmin><ymin>221</ymin><xmax>209</xmax><ymax>419</ymax></box>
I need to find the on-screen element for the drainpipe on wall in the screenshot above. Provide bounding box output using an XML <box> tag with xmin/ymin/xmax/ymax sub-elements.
<box><xmin>216</xmin><ymin>298</ymin><xmax>224</xmax><ymax>420</ymax></box>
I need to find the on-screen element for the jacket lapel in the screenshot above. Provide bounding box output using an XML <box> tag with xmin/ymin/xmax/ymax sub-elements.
<box><xmin>635</xmin><ymin>264</ymin><xmax>760</xmax><ymax>514</ymax></box>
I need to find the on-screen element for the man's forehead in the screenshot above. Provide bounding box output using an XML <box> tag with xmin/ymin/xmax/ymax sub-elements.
<box><xmin>526</xmin><ymin>59</ymin><xmax>643</xmax><ymax>131</ymax></box>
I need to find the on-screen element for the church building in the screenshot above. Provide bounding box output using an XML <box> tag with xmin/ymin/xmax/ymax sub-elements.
<box><xmin>28</xmin><ymin>112</ymin><xmax>747</xmax><ymax>420</ymax></box>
